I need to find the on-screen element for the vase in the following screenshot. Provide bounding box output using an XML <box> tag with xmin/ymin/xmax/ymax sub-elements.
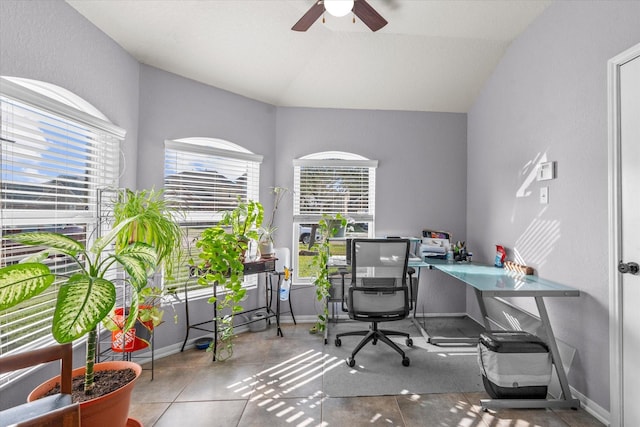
<box><xmin>259</xmin><ymin>240</ymin><xmax>275</xmax><ymax>258</ymax></box>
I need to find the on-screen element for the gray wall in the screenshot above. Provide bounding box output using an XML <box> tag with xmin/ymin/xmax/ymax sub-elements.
<box><xmin>0</xmin><ymin>0</ymin><xmax>140</xmax><ymax>409</ymax></box>
<box><xmin>467</xmin><ymin>0</ymin><xmax>640</xmax><ymax>411</ymax></box>
<box><xmin>137</xmin><ymin>65</ymin><xmax>277</xmax><ymax>194</ymax></box>
<box><xmin>0</xmin><ymin>0</ymin><xmax>140</xmax><ymax>188</ymax></box>
<box><xmin>275</xmin><ymin>107</ymin><xmax>468</xmax><ymax>316</ymax></box>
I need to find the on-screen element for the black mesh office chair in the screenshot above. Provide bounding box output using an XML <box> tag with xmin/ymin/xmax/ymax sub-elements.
<box><xmin>334</xmin><ymin>238</ymin><xmax>413</xmax><ymax>367</ymax></box>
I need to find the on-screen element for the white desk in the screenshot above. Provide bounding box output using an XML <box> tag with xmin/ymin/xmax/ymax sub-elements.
<box><xmin>423</xmin><ymin>259</ymin><xmax>580</xmax><ymax>411</ymax></box>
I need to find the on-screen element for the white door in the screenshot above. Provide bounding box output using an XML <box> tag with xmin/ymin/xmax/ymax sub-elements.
<box><xmin>620</xmin><ymin>53</ymin><xmax>640</xmax><ymax>427</ymax></box>
<box><xmin>610</xmin><ymin>43</ymin><xmax>640</xmax><ymax>427</ymax></box>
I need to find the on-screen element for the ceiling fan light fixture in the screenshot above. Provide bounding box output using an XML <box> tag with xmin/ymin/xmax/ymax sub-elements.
<box><xmin>324</xmin><ymin>0</ymin><xmax>354</xmax><ymax>18</ymax></box>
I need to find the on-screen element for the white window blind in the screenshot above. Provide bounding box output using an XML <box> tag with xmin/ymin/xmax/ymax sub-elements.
<box><xmin>293</xmin><ymin>157</ymin><xmax>377</xmax><ymax>223</ymax></box>
<box><xmin>163</xmin><ymin>138</ymin><xmax>262</xmax><ymax>296</ymax></box>
<box><xmin>292</xmin><ymin>152</ymin><xmax>377</xmax><ymax>282</ymax></box>
<box><xmin>0</xmin><ymin>77</ymin><xmax>123</xmax><ymax>362</ymax></box>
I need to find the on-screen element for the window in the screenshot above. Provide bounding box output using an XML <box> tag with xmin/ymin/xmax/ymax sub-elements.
<box><xmin>293</xmin><ymin>151</ymin><xmax>377</xmax><ymax>282</ymax></box>
<box><xmin>163</xmin><ymin>138</ymin><xmax>262</xmax><ymax>296</ymax></box>
<box><xmin>0</xmin><ymin>77</ymin><xmax>123</xmax><ymax>361</ymax></box>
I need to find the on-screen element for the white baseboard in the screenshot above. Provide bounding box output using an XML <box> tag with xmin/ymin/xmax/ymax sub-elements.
<box><xmin>570</xmin><ymin>386</ymin><xmax>610</xmax><ymax>426</ymax></box>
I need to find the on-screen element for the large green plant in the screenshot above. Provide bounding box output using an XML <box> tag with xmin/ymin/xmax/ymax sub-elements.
<box><xmin>109</xmin><ymin>189</ymin><xmax>184</xmax><ymax>332</ymax></box>
<box><xmin>311</xmin><ymin>213</ymin><xmax>347</xmax><ymax>333</ymax></box>
<box><xmin>222</xmin><ymin>198</ymin><xmax>263</xmax><ymax>245</ymax></box>
<box><xmin>194</xmin><ymin>199</ymin><xmax>264</xmax><ymax>360</ymax></box>
<box><xmin>0</xmin><ymin>216</ymin><xmax>157</xmax><ymax>395</ymax></box>
<box><xmin>114</xmin><ymin>188</ymin><xmax>183</xmax><ymax>279</ymax></box>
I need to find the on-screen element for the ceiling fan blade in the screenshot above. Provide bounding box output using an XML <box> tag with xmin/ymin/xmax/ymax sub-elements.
<box><xmin>353</xmin><ymin>0</ymin><xmax>388</xmax><ymax>32</ymax></box>
<box><xmin>292</xmin><ymin>1</ymin><xmax>325</xmax><ymax>32</ymax></box>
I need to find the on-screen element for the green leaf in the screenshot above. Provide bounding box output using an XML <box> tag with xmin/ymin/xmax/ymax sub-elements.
<box><xmin>118</xmin><ymin>242</ymin><xmax>158</xmax><ymax>266</ymax></box>
<box><xmin>52</xmin><ymin>275</ymin><xmax>116</xmax><ymax>343</ymax></box>
<box><xmin>0</xmin><ymin>263</ymin><xmax>55</xmax><ymax>310</ymax></box>
<box><xmin>19</xmin><ymin>250</ymin><xmax>50</xmax><ymax>264</ymax></box>
<box><xmin>91</xmin><ymin>215</ymin><xmax>139</xmax><ymax>255</ymax></box>
<box><xmin>123</xmin><ymin>292</ymin><xmax>139</xmax><ymax>333</ymax></box>
<box><xmin>113</xmin><ymin>243</ymin><xmax>158</xmax><ymax>289</ymax></box>
<box><xmin>9</xmin><ymin>232</ymin><xmax>84</xmax><ymax>257</ymax></box>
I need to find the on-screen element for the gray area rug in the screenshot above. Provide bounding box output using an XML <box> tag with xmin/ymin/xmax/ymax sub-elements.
<box><xmin>319</xmin><ymin>318</ymin><xmax>486</xmax><ymax>397</ymax></box>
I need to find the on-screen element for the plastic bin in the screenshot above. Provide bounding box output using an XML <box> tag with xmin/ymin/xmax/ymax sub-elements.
<box><xmin>249</xmin><ymin>311</ymin><xmax>268</xmax><ymax>332</ymax></box>
<box><xmin>478</xmin><ymin>330</ymin><xmax>552</xmax><ymax>399</ymax></box>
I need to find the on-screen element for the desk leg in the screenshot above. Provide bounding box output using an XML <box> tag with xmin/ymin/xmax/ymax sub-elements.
<box><xmin>411</xmin><ymin>266</ymin><xmax>479</xmax><ymax>345</ymax></box>
<box><xmin>535</xmin><ymin>296</ymin><xmax>579</xmax><ymax>405</ymax></box>
<box><xmin>409</xmin><ymin>295</ymin><xmax>433</xmax><ymax>344</ymax></box>
<box><xmin>476</xmin><ymin>288</ymin><xmax>491</xmax><ymax>330</ymax></box>
<box><xmin>409</xmin><ymin>266</ymin><xmax>433</xmax><ymax>344</ymax></box>
<box><xmin>480</xmin><ymin>296</ymin><xmax>580</xmax><ymax>411</ymax></box>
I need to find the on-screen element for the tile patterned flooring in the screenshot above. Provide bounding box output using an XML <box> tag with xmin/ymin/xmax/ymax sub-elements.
<box><xmin>129</xmin><ymin>323</ymin><xmax>605</xmax><ymax>427</ymax></box>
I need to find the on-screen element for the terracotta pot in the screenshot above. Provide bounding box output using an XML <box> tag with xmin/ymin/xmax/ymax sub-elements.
<box><xmin>28</xmin><ymin>360</ymin><xmax>142</xmax><ymax>427</ymax></box>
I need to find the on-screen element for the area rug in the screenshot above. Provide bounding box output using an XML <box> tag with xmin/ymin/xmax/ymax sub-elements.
<box><xmin>318</xmin><ymin>319</ymin><xmax>485</xmax><ymax>398</ymax></box>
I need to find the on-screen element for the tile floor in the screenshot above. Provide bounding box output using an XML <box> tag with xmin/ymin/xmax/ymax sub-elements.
<box><xmin>129</xmin><ymin>323</ymin><xmax>605</xmax><ymax>427</ymax></box>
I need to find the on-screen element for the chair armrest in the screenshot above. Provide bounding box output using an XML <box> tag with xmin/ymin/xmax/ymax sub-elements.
<box><xmin>0</xmin><ymin>394</ymin><xmax>79</xmax><ymax>427</ymax></box>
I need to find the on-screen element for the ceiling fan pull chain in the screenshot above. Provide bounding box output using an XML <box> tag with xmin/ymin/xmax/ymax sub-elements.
<box><xmin>322</xmin><ymin>13</ymin><xmax>326</xmax><ymax>24</ymax></box>
<box><xmin>352</xmin><ymin>13</ymin><xmax>356</xmax><ymax>24</ymax></box>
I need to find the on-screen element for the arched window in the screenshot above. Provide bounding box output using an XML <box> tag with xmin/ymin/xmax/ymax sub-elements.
<box><xmin>163</xmin><ymin>137</ymin><xmax>263</xmax><ymax>295</ymax></box>
<box><xmin>0</xmin><ymin>76</ymin><xmax>123</xmax><ymax>361</ymax></box>
<box><xmin>292</xmin><ymin>151</ymin><xmax>377</xmax><ymax>282</ymax></box>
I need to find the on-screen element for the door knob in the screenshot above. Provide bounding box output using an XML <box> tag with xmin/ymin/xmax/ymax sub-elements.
<box><xmin>618</xmin><ymin>261</ymin><xmax>640</xmax><ymax>275</ymax></box>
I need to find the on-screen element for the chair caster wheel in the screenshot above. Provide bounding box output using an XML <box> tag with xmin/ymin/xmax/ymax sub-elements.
<box><xmin>347</xmin><ymin>357</ymin><xmax>356</xmax><ymax>367</ymax></box>
<box><xmin>402</xmin><ymin>357</ymin><xmax>410</xmax><ymax>367</ymax></box>
<box><xmin>406</xmin><ymin>338</ymin><xmax>413</xmax><ymax>347</ymax></box>
<box><xmin>335</xmin><ymin>338</ymin><xmax>341</xmax><ymax>347</ymax></box>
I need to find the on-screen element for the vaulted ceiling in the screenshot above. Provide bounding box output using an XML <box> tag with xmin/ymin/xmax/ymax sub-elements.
<box><xmin>66</xmin><ymin>0</ymin><xmax>551</xmax><ymax>113</ymax></box>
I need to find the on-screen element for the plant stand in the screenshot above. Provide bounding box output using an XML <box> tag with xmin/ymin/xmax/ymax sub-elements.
<box><xmin>181</xmin><ymin>257</ymin><xmax>282</xmax><ymax>360</ymax></box>
<box><xmin>269</xmin><ymin>271</ymin><xmax>297</xmax><ymax>325</ymax></box>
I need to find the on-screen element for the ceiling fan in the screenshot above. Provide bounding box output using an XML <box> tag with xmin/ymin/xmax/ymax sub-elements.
<box><xmin>292</xmin><ymin>0</ymin><xmax>388</xmax><ymax>32</ymax></box>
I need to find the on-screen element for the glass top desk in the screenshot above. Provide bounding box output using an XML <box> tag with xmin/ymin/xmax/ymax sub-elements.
<box><xmin>423</xmin><ymin>258</ymin><xmax>580</xmax><ymax>411</ymax></box>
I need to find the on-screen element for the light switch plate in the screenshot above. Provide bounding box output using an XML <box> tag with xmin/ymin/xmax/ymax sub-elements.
<box><xmin>537</xmin><ymin>161</ymin><xmax>555</xmax><ymax>181</ymax></box>
<box><xmin>540</xmin><ymin>187</ymin><xmax>549</xmax><ymax>204</ymax></box>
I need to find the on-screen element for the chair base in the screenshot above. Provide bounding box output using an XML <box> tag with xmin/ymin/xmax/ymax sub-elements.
<box><xmin>335</xmin><ymin>322</ymin><xmax>412</xmax><ymax>366</ymax></box>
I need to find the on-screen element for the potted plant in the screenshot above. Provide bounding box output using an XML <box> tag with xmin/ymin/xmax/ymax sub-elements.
<box><xmin>103</xmin><ymin>285</ymin><xmax>177</xmax><ymax>353</ymax></box>
<box><xmin>0</xmin><ymin>188</ymin><xmax>180</xmax><ymax>427</ymax></box>
<box><xmin>222</xmin><ymin>198</ymin><xmax>263</xmax><ymax>260</ymax></box>
<box><xmin>258</xmin><ymin>186</ymin><xmax>290</xmax><ymax>258</ymax></box>
<box><xmin>106</xmin><ymin>189</ymin><xmax>183</xmax><ymax>346</ymax></box>
<box><xmin>194</xmin><ymin>199</ymin><xmax>264</xmax><ymax>360</ymax></box>
<box><xmin>310</xmin><ymin>213</ymin><xmax>347</xmax><ymax>334</ymax></box>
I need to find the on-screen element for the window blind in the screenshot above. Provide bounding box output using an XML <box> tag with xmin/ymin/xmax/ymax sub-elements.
<box><xmin>163</xmin><ymin>138</ymin><xmax>262</xmax><ymax>297</ymax></box>
<box><xmin>0</xmin><ymin>80</ymin><xmax>122</xmax><ymax>362</ymax></box>
<box><xmin>292</xmin><ymin>154</ymin><xmax>377</xmax><ymax>282</ymax></box>
<box><xmin>293</xmin><ymin>158</ymin><xmax>377</xmax><ymax>222</ymax></box>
